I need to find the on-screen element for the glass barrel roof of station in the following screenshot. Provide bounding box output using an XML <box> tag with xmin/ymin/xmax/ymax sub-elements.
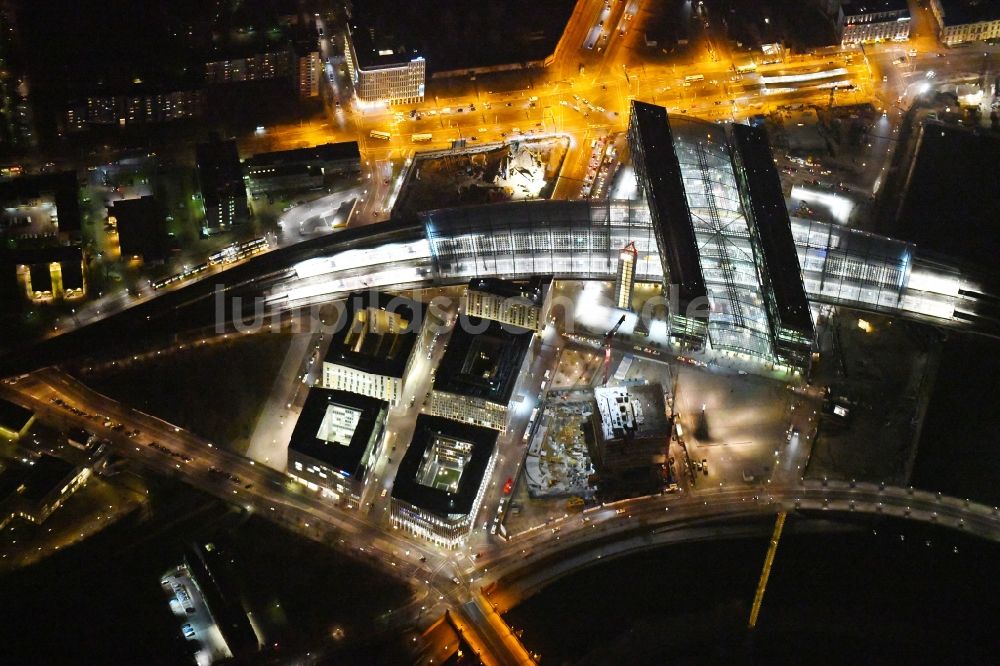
<box><xmin>670</xmin><ymin>118</ymin><xmax>773</xmax><ymax>359</ymax></box>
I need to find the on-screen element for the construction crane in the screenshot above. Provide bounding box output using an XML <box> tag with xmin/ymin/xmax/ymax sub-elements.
<box><xmin>602</xmin><ymin>314</ymin><xmax>627</xmax><ymax>386</ymax></box>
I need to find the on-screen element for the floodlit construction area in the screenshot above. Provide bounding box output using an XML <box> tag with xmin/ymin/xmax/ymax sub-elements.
<box><xmin>393</xmin><ymin>137</ymin><xmax>569</xmax><ymax>218</ymax></box>
<box><xmin>524</xmin><ymin>396</ymin><xmax>596</xmax><ymax>499</ymax></box>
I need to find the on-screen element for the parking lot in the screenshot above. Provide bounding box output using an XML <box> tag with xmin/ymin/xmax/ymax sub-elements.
<box><xmin>160</xmin><ymin>565</ymin><xmax>232</xmax><ymax>666</ymax></box>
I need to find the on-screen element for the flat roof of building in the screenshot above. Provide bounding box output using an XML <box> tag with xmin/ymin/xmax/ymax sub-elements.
<box><xmin>841</xmin><ymin>0</ymin><xmax>910</xmax><ymax>18</ymax></box>
<box><xmin>467</xmin><ymin>276</ymin><xmax>549</xmax><ymax>306</ymax></box>
<box><xmin>937</xmin><ymin>0</ymin><xmax>1000</xmax><ymax>25</ymax></box>
<box><xmin>0</xmin><ymin>455</ymin><xmax>75</xmax><ymax>503</ymax></box>
<box><xmin>628</xmin><ymin>101</ymin><xmax>707</xmax><ymax>307</ymax></box>
<box><xmin>347</xmin><ymin>21</ymin><xmax>423</xmax><ymax>70</ymax></box>
<box><xmin>392</xmin><ymin>414</ymin><xmax>497</xmax><ymax>518</ymax></box>
<box><xmin>594</xmin><ymin>384</ymin><xmax>670</xmax><ymax>442</ymax></box>
<box><xmin>111</xmin><ymin>196</ymin><xmax>168</xmax><ymax>262</ymax></box>
<box><xmin>289</xmin><ymin>388</ymin><xmax>387</xmax><ymax>479</ymax></box>
<box><xmin>244</xmin><ymin>142</ymin><xmax>361</xmax><ymax>170</ymax></box>
<box><xmin>0</xmin><ymin>398</ymin><xmax>34</xmax><ymax>434</ymax></box>
<box><xmin>0</xmin><ymin>171</ymin><xmax>81</xmax><ymax>234</ymax></box>
<box><xmin>896</xmin><ymin>121</ymin><xmax>1000</xmax><ymax>268</ymax></box>
<box><xmin>433</xmin><ymin>316</ymin><xmax>531</xmax><ymax>405</ymax></box>
<box><xmin>729</xmin><ymin>123</ymin><xmax>814</xmax><ymax>335</ymax></box>
<box><xmin>324</xmin><ymin>292</ymin><xmax>420</xmax><ymax>378</ymax></box>
<box><xmin>348</xmin><ymin>0</ymin><xmax>574</xmax><ymax>73</ymax></box>
<box><xmin>195</xmin><ymin>138</ymin><xmax>244</xmax><ymax>203</ymax></box>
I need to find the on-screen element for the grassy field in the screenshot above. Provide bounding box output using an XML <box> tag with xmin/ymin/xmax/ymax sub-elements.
<box><xmin>80</xmin><ymin>332</ymin><xmax>292</xmax><ymax>454</ymax></box>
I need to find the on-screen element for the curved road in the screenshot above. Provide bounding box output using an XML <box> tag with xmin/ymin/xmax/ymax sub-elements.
<box><xmin>4</xmin><ymin>367</ymin><xmax>1000</xmax><ymax>665</ymax></box>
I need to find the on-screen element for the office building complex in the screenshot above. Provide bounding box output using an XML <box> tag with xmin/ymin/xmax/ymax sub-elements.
<box><xmin>627</xmin><ymin>101</ymin><xmax>710</xmax><ymax>349</ymax></box>
<box><xmin>589</xmin><ymin>384</ymin><xmax>672</xmax><ymax>499</ymax></box>
<box><xmin>728</xmin><ymin>124</ymin><xmax>815</xmax><ymax>371</ymax></box>
<box><xmin>391</xmin><ymin>415</ymin><xmax>498</xmax><ymax>548</ymax></box>
<box><xmin>287</xmin><ymin>388</ymin><xmax>388</xmax><ymax>504</ymax></box>
<box><xmin>243</xmin><ymin>142</ymin><xmax>361</xmax><ymax>196</ymax></box>
<box><xmin>463</xmin><ymin>276</ymin><xmax>551</xmax><ymax>331</ymax></box>
<box><xmin>11</xmin><ymin>245</ymin><xmax>86</xmax><ymax>302</ymax></box>
<box><xmin>0</xmin><ymin>171</ymin><xmax>82</xmax><ymax>242</ymax></box>
<box><xmin>195</xmin><ymin>137</ymin><xmax>249</xmax><ymax>235</ymax></box>
<box><xmin>592</xmin><ymin>384</ymin><xmax>671</xmax><ymax>469</ymax></box>
<box><xmin>110</xmin><ymin>196</ymin><xmax>168</xmax><ymax>264</ymax></box>
<box><xmin>427</xmin><ymin>316</ymin><xmax>532</xmax><ymax>432</ymax></box>
<box><xmin>615</xmin><ymin>241</ymin><xmax>638</xmax><ymax>310</ymax></box>
<box><xmin>321</xmin><ymin>292</ymin><xmax>420</xmax><ymax>405</ymax></box>
<box><xmin>0</xmin><ymin>455</ymin><xmax>90</xmax><ymax>530</ymax></box>
<box><xmin>840</xmin><ymin>0</ymin><xmax>911</xmax><ymax>45</ymax></box>
<box><xmin>344</xmin><ymin>23</ymin><xmax>425</xmax><ymax>105</ymax></box>
<box><xmin>0</xmin><ymin>398</ymin><xmax>34</xmax><ymax>440</ymax></box>
<box><xmin>931</xmin><ymin>0</ymin><xmax>1000</xmax><ymax>45</ymax></box>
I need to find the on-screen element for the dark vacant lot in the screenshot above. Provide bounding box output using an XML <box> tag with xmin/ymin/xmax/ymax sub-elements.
<box><xmin>79</xmin><ymin>332</ymin><xmax>291</xmax><ymax>452</ymax></box>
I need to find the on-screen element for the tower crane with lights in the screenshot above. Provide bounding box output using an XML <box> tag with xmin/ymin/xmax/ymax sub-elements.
<box><xmin>602</xmin><ymin>314</ymin><xmax>627</xmax><ymax>386</ymax></box>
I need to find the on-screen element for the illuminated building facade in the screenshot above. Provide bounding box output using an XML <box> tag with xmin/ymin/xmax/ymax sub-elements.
<box><xmin>840</xmin><ymin>0</ymin><xmax>911</xmax><ymax>45</ymax></box>
<box><xmin>12</xmin><ymin>245</ymin><xmax>86</xmax><ymax>303</ymax></box>
<box><xmin>931</xmin><ymin>0</ymin><xmax>1000</xmax><ymax>46</ymax></box>
<box><xmin>0</xmin><ymin>455</ymin><xmax>90</xmax><ymax>530</ymax></box>
<box><xmin>422</xmin><ymin>199</ymin><xmax>662</xmax><ymax>283</ymax></box>
<box><xmin>390</xmin><ymin>415</ymin><xmax>498</xmax><ymax>548</ymax></box>
<box><xmin>321</xmin><ymin>292</ymin><xmax>419</xmax><ymax>406</ymax></box>
<box><xmin>0</xmin><ymin>398</ymin><xmax>34</xmax><ymax>441</ymax></box>
<box><xmin>204</xmin><ymin>49</ymin><xmax>295</xmax><ymax>84</ymax></box>
<box><xmin>344</xmin><ymin>23</ymin><xmax>425</xmax><ymax>105</ymax></box>
<box><xmin>615</xmin><ymin>241</ymin><xmax>638</xmax><ymax>310</ymax></box>
<box><xmin>463</xmin><ymin>276</ymin><xmax>550</xmax><ymax>331</ymax></box>
<box><xmin>426</xmin><ymin>316</ymin><xmax>532</xmax><ymax>432</ymax></box>
<box><xmin>64</xmin><ymin>89</ymin><xmax>205</xmax><ymax>131</ymax></box>
<box><xmin>729</xmin><ymin>124</ymin><xmax>815</xmax><ymax>371</ymax></box>
<box><xmin>195</xmin><ymin>137</ymin><xmax>250</xmax><ymax>235</ymax></box>
<box><xmin>296</xmin><ymin>47</ymin><xmax>322</xmax><ymax>98</ymax></box>
<box><xmin>287</xmin><ymin>388</ymin><xmax>387</xmax><ymax>504</ymax></box>
<box><xmin>627</xmin><ymin>101</ymin><xmax>710</xmax><ymax>349</ymax></box>
<box><xmin>243</xmin><ymin>142</ymin><xmax>361</xmax><ymax>196</ymax></box>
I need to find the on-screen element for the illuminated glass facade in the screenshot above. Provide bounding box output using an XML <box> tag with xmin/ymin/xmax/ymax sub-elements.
<box><xmin>791</xmin><ymin>216</ymin><xmax>913</xmax><ymax>314</ymax></box>
<box><xmin>422</xmin><ymin>199</ymin><xmax>661</xmax><ymax>282</ymax></box>
<box><xmin>670</xmin><ymin>118</ymin><xmax>774</xmax><ymax>360</ymax></box>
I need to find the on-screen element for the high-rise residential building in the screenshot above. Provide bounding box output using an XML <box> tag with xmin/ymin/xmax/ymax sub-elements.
<box><xmin>296</xmin><ymin>48</ymin><xmax>322</xmax><ymax>98</ymax></box>
<box><xmin>204</xmin><ymin>49</ymin><xmax>295</xmax><ymax>85</ymax></box>
<box><xmin>64</xmin><ymin>89</ymin><xmax>204</xmax><ymax>131</ymax></box>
